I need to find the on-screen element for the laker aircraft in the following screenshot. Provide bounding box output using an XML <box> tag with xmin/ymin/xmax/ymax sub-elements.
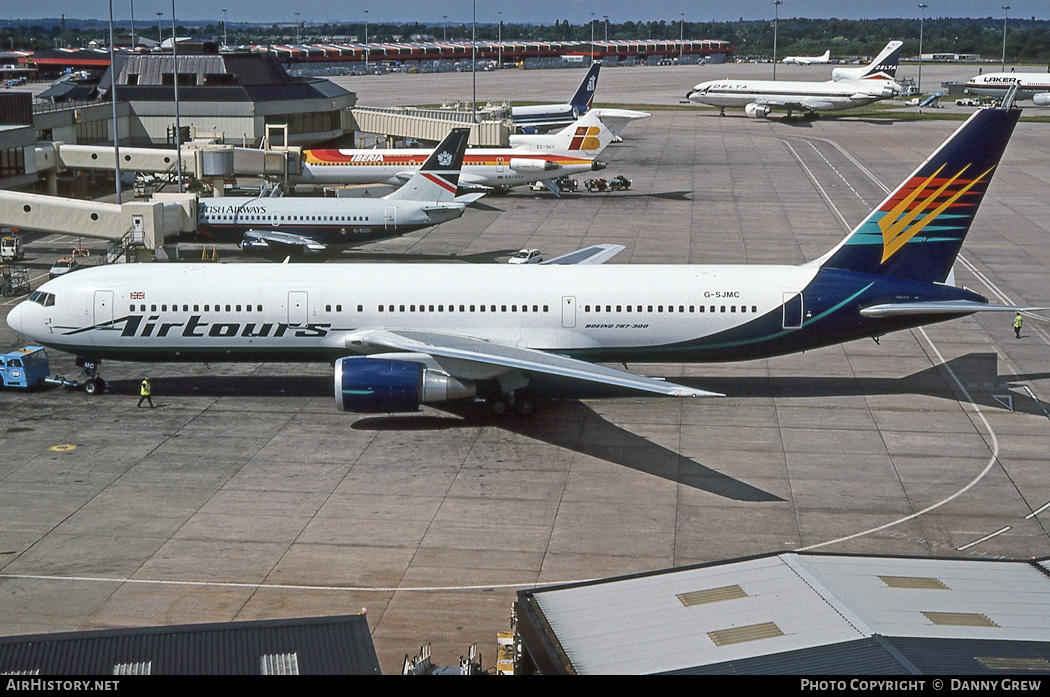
<box><xmin>293</xmin><ymin>109</ymin><xmax>616</xmax><ymax>194</ymax></box>
<box><xmin>195</xmin><ymin>128</ymin><xmax>472</xmax><ymax>259</ymax></box>
<box><xmin>7</xmin><ymin>103</ymin><xmax>1039</xmax><ymax>414</ymax></box>
<box><xmin>688</xmin><ymin>40</ymin><xmax>903</xmax><ymax>118</ymax></box>
<box><xmin>964</xmin><ymin>72</ymin><xmax>1050</xmax><ymax>106</ymax></box>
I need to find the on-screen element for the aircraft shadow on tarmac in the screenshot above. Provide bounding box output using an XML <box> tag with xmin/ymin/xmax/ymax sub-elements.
<box><xmin>100</xmin><ymin>353</ymin><xmax>1049</xmax><ymax>502</ymax></box>
<box><xmin>329</xmin><ymin>249</ymin><xmax>521</xmax><ymax>264</ymax></box>
<box><xmin>678</xmin><ymin>352</ymin><xmax>1050</xmax><ymax>416</ymax></box>
<box><xmin>541</xmin><ymin>191</ymin><xmax>692</xmax><ymax>202</ymax></box>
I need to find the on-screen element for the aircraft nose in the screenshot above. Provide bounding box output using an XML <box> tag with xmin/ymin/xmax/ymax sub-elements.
<box><xmin>6</xmin><ymin>300</ymin><xmax>25</xmax><ymax>336</ymax></box>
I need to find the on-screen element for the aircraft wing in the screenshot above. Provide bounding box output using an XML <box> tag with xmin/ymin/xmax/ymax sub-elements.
<box><xmin>343</xmin><ymin>329</ymin><xmax>722</xmax><ymax>398</ymax></box>
<box><xmin>758</xmin><ymin>97</ymin><xmax>834</xmax><ymax>112</ymax></box>
<box><xmin>798</xmin><ymin>98</ymin><xmax>836</xmax><ymax>111</ymax></box>
<box><xmin>541</xmin><ymin>244</ymin><xmax>625</xmax><ymax>265</ymax></box>
<box><xmin>859</xmin><ymin>301</ymin><xmax>1046</xmax><ymax>318</ymax></box>
<box><xmin>239</xmin><ymin>229</ymin><xmax>328</xmax><ymax>258</ymax></box>
<box><xmin>454</xmin><ymin>192</ymin><xmax>487</xmax><ymax>204</ymax></box>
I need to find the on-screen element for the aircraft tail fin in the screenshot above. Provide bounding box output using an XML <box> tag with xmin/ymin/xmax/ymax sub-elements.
<box><xmin>569</xmin><ymin>62</ymin><xmax>601</xmax><ymax>111</ymax></box>
<box><xmin>819</xmin><ymin>50</ymin><xmax>831</xmax><ymax>62</ymax></box>
<box><xmin>831</xmin><ymin>40</ymin><xmax>903</xmax><ymax>82</ymax></box>
<box><xmin>858</xmin><ymin>40</ymin><xmax>903</xmax><ymax>80</ymax></box>
<box><xmin>815</xmin><ymin>105</ymin><xmax>1020</xmax><ymax>283</ymax></box>
<box><xmin>545</xmin><ymin>109</ymin><xmax>615</xmax><ymax>158</ymax></box>
<box><xmin>383</xmin><ymin>128</ymin><xmax>470</xmax><ymax>202</ymax></box>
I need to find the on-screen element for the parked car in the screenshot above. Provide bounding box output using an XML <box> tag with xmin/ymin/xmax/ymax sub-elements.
<box><xmin>48</xmin><ymin>257</ymin><xmax>80</xmax><ymax>279</ymax></box>
<box><xmin>508</xmin><ymin>249</ymin><xmax>543</xmax><ymax>265</ymax></box>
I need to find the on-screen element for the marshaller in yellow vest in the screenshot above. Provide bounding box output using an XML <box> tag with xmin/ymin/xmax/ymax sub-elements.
<box><xmin>138</xmin><ymin>376</ymin><xmax>155</xmax><ymax>408</ymax></box>
<box><xmin>1014</xmin><ymin>313</ymin><xmax>1023</xmax><ymax>339</ymax></box>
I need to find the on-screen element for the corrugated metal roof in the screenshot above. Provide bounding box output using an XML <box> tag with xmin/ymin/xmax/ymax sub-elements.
<box><xmin>527</xmin><ymin>554</ymin><xmax>868</xmax><ymax>674</ymax></box>
<box><xmin>520</xmin><ymin>553</ymin><xmax>1050</xmax><ymax>674</ymax></box>
<box><xmin>799</xmin><ymin>555</ymin><xmax>1050</xmax><ymax>641</ymax></box>
<box><xmin>0</xmin><ymin>615</ymin><xmax>380</xmax><ymax>675</ymax></box>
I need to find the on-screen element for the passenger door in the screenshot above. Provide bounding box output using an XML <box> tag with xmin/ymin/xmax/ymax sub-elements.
<box><xmin>288</xmin><ymin>291</ymin><xmax>308</xmax><ymax>326</ymax></box>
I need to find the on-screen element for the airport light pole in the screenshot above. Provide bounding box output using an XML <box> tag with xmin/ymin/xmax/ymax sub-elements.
<box><xmin>442</xmin><ymin>15</ymin><xmax>447</xmax><ymax>42</ymax></box>
<box><xmin>772</xmin><ymin>0</ymin><xmax>782</xmax><ymax>80</ymax></box>
<box><xmin>364</xmin><ymin>9</ymin><xmax>369</xmax><ymax>73</ymax></box>
<box><xmin>156</xmin><ymin>12</ymin><xmax>163</xmax><ymax>43</ymax></box>
<box><xmin>108</xmin><ymin>0</ymin><xmax>121</xmax><ymax>204</ymax></box>
<box><xmin>603</xmin><ymin>15</ymin><xmax>608</xmax><ymax>43</ymax></box>
<box><xmin>171</xmin><ymin>0</ymin><xmax>183</xmax><ymax>193</ymax></box>
<box><xmin>590</xmin><ymin>13</ymin><xmax>595</xmax><ymax>61</ymax></box>
<box><xmin>471</xmin><ymin>0</ymin><xmax>476</xmax><ymax>121</ymax></box>
<box><xmin>680</xmin><ymin>13</ymin><xmax>684</xmax><ymax>63</ymax></box>
<box><xmin>129</xmin><ymin>0</ymin><xmax>135</xmax><ymax>50</ymax></box>
<box><xmin>1001</xmin><ymin>5</ymin><xmax>1009</xmax><ymax>73</ymax></box>
<box><xmin>498</xmin><ymin>11</ymin><xmax>501</xmax><ymax>68</ymax></box>
<box><xmin>222</xmin><ymin>8</ymin><xmax>227</xmax><ymax>48</ymax></box>
<box><xmin>294</xmin><ymin>12</ymin><xmax>300</xmax><ymax>44</ymax></box>
<box><xmin>917</xmin><ymin>4</ymin><xmax>927</xmax><ymax>94</ymax></box>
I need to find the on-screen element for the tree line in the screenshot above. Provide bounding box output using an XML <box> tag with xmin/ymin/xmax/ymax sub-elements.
<box><xmin>3</xmin><ymin>17</ymin><xmax>1048</xmax><ymax>62</ymax></box>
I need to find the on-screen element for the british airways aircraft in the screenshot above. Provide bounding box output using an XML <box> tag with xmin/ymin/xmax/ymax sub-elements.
<box><xmin>688</xmin><ymin>40</ymin><xmax>903</xmax><ymax>118</ymax></box>
<box><xmin>7</xmin><ymin>104</ymin><xmax>1037</xmax><ymax>413</ymax></box>
<box><xmin>196</xmin><ymin>128</ymin><xmax>472</xmax><ymax>259</ymax></box>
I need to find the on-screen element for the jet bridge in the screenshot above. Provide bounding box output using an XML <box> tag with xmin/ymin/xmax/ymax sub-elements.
<box><xmin>28</xmin><ymin>140</ymin><xmax>301</xmax><ymax>195</ymax></box>
<box><xmin>0</xmin><ymin>191</ymin><xmax>196</xmax><ymax>261</ymax></box>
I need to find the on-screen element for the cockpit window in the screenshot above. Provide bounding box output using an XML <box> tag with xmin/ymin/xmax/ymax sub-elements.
<box><xmin>29</xmin><ymin>291</ymin><xmax>56</xmax><ymax>307</ymax></box>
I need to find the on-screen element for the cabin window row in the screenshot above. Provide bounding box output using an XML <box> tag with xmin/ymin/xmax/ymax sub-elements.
<box><xmin>377</xmin><ymin>304</ymin><xmax>550</xmax><ymax>313</ymax></box>
<box><xmin>131</xmin><ymin>303</ymin><xmax>264</xmax><ymax>313</ymax></box>
<box><xmin>583</xmin><ymin>304</ymin><xmax>759</xmax><ymax>314</ymax></box>
<box><xmin>210</xmin><ymin>215</ymin><xmax>371</xmax><ymax>223</ymax></box>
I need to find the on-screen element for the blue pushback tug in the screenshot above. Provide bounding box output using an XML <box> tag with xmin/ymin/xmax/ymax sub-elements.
<box><xmin>0</xmin><ymin>346</ymin><xmax>50</xmax><ymax>389</ymax></box>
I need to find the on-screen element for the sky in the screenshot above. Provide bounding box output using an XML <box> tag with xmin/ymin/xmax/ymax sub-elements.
<box><xmin>2</xmin><ymin>1</ymin><xmax>1048</xmax><ymax>25</ymax></box>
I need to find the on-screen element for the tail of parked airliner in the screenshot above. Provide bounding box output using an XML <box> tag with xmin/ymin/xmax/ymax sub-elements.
<box><xmin>511</xmin><ymin>109</ymin><xmax>616</xmax><ymax>158</ymax></box>
<box><xmin>814</xmin><ymin>105</ymin><xmax>1021</xmax><ymax>283</ymax></box>
<box><xmin>831</xmin><ymin>40</ymin><xmax>904</xmax><ymax>82</ymax></box>
<box><xmin>569</xmin><ymin>62</ymin><xmax>601</xmax><ymax>112</ymax></box>
<box><xmin>383</xmin><ymin>128</ymin><xmax>470</xmax><ymax>202</ymax></box>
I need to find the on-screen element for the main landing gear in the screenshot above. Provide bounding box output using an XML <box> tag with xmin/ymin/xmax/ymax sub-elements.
<box><xmin>482</xmin><ymin>387</ymin><xmax>534</xmax><ymax>416</ymax></box>
<box><xmin>77</xmin><ymin>357</ymin><xmax>106</xmax><ymax>395</ymax></box>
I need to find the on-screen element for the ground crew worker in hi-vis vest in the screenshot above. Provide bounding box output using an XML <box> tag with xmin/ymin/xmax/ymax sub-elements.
<box><xmin>1014</xmin><ymin>313</ymin><xmax>1023</xmax><ymax>339</ymax></box>
<box><xmin>138</xmin><ymin>376</ymin><xmax>154</xmax><ymax>408</ymax></box>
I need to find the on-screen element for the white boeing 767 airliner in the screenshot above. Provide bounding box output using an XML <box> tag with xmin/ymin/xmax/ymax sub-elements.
<box><xmin>6</xmin><ymin>103</ymin><xmax>1037</xmax><ymax>414</ymax></box>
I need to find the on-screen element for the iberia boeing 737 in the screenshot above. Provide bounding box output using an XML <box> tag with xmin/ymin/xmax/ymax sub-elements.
<box><xmin>7</xmin><ymin>103</ymin><xmax>1037</xmax><ymax>414</ymax></box>
<box><xmin>293</xmin><ymin>109</ymin><xmax>616</xmax><ymax>192</ymax></box>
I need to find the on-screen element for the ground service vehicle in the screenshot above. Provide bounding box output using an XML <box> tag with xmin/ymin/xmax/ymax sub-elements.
<box><xmin>0</xmin><ymin>234</ymin><xmax>23</xmax><ymax>262</ymax></box>
<box><xmin>0</xmin><ymin>265</ymin><xmax>29</xmax><ymax>296</ymax></box>
<box><xmin>0</xmin><ymin>346</ymin><xmax>49</xmax><ymax>389</ymax></box>
<box><xmin>508</xmin><ymin>249</ymin><xmax>544</xmax><ymax>264</ymax></box>
<box><xmin>48</xmin><ymin>257</ymin><xmax>79</xmax><ymax>280</ymax></box>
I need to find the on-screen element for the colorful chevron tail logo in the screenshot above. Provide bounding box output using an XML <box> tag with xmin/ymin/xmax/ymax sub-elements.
<box><xmin>878</xmin><ymin>163</ymin><xmax>995</xmax><ymax>263</ymax></box>
<box><xmin>568</xmin><ymin>125</ymin><xmax>602</xmax><ymax>151</ymax></box>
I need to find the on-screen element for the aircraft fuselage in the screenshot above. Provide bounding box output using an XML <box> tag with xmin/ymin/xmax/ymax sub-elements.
<box><xmin>8</xmin><ymin>262</ymin><xmax>983</xmax><ymax>366</ymax></box>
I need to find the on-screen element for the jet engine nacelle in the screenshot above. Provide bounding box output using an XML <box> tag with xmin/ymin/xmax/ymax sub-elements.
<box><xmin>1034</xmin><ymin>93</ymin><xmax>1050</xmax><ymax>106</ymax></box>
<box><xmin>333</xmin><ymin>357</ymin><xmax>476</xmax><ymax>413</ymax></box>
<box><xmin>744</xmin><ymin>103</ymin><xmax>772</xmax><ymax>119</ymax></box>
<box><xmin>509</xmin><ymin>158</ymin><xmax>559</xmax><ymax>173</ymax></box>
